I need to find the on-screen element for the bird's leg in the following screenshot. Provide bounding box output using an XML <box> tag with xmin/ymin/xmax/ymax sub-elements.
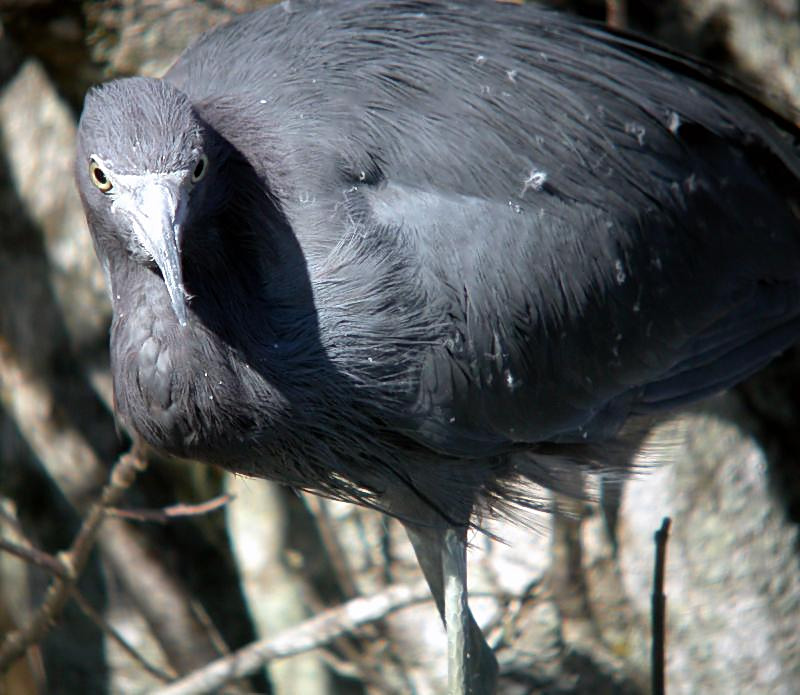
<box><xmin>403</xmin><ymin>520</ymin><xmax>498</xmax><ymax>695</ymax></box>
<box><xmin>443</xmin><ymin>526</ymin><xmax>470</xmax><ymax>695</ymax></box>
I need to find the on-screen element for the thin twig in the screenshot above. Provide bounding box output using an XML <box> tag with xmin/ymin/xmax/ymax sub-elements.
<box><xmin>302</xmin><ymin>586</ymin><xmax>392</xmax><ymax>692</ymax></box>
<box><xmin>652</xmin><ymin>517</ymin><xmax>671</xmax><ymax>695</ymax></box>
<box><xmin>107</xmin><ymin>494</ymin><xmax>233</xmax><ymax>523</ymax></box>
<box><xmin>0</xmin><ymin>538</ymin><xmax>68</xmax><ymax>579</ymax></box>
<box><xmin>302</xmin><ymin>496</ymin><xmax>396</xmax><ymax>691</ymax></box>
<box><xmin>70</xmin><ymin>590</ymin><xmax>177</xmax><ymax>682</ymax></box>
<box><xmin>96</xmin><ymin>517</ymin><xmax>232</xmax><ymax>675</ymax></box>
<box><xmin>153</xmin><ymin>581</ymin><xmax>431</xmax><ymax>695</ymax></box>
<box><xmin>1</xmin><ymin>340</ymin><xmax>230</xmax><ymax>676</ymax></box>
<box><xmin>303</xmin><ymin>495</ymin><xmax>359</xmax><ymax>599</ymax></box>
<box><xmin>0</xmin><ymin>452</ymin><xmax>147</xmax><ymax>672</ymax></box>
<box><xmin>606</xmin><ymin>0</ymin><xmax>628</xmax><ymax>29</ymax></box>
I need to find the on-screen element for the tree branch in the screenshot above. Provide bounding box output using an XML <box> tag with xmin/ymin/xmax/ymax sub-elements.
<box><xmin>651</xmin><ymin>516</ymin><xmax>671</xmax><ymax>695</ymax></box>
<box><xmin>0</xmin><ymin>452</ymin><xmax>146</xmax><ymax>671</ymax></box>
<box><xmin>107</xmin><ymin>493</ymin><xmax>233</xmax><ymax>523</ymax></box>
<box><xmin>153</xmin><ymin>581</ymin><xmax>431</xmax><ymax>695</ymax></box>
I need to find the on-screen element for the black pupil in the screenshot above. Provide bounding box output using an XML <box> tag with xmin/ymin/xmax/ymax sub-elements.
<box><xmin>194</xmin><ymin>158</ymin><xmax>205</xmax><ymax>178</ymax></box>
<box><xmin>94</xmin><ymin>166</ymin><xmax>107</xmax><ymax>184</ymax></box>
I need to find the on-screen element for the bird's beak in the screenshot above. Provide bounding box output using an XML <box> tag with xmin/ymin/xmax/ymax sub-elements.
<box><xmin>116</xmin><ymin>177</ymin><xmax>190</xmax><ymax>326</ymax></box>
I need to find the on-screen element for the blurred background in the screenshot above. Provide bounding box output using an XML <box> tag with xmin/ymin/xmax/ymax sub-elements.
<box><xmin>0</xmin><ymin>0</ymin><xmax>799</xmax><ymax>693</ymax></box>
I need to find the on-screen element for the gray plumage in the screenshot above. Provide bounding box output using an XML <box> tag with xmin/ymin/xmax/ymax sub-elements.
<box><xmin>75</xmin><ymin>1</ymin><xmax>800</xmax><ymax>691</ymax></box>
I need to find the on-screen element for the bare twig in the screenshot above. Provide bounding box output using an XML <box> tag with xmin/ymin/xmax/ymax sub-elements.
<box><xmin>1</xmin><ymin>339</ymin><xmax>237</xmax><ymax>676</ymax></box>
<box><xmin>303</xmin><ymin>495</ymin><xmax>359</xmax><ymax>599</ymax></box>
<box><xmin>107</xmin><ymin>494</ymin><xmax>233</xmax><ymax>523</ymax></box>
<box><xmin>0</xmin><ymin>538</ymin><xmax>68</xmax><ymax>579</ymax></box>
<box><xmin>652</xmin><ymin>517</ymin><xmax>671</xmax><ymax>695</ymax></box>
<box><xmin>96</xmin><ymin>517</ymin><xmax>229</xmax><ymax>675</ymax></box>
<box><xmin>0</xmin><ymin>452</ymin><xmax>147</xmax><ymax>672</ymax></box>
<box><xmin>302</xmin><ymin>497</ymin><xmax>402</xmax><ymax>692</ymax></box>
<box><xmin>70</xmin><ymin>590</ymin><xmax>177</xmax><ymax>682</ymax></box>
<box><xmin>0</xmin><ymin>512</ymin><xmax>177</xmax><ymax>683</ymax></box>
<box><xmin>606</xmin><ymin>0</ymin><xmax>628</xmax><ymax>29</ymax></box>
<box><xmin>302</xmin><ymin>585</ymin><xmax>393</xmax><ymax>693</ymax></box>
<box><xmin>153</xmin><ymin>581</ymin><xmax>431</xmax><ymax>695</ymax></box>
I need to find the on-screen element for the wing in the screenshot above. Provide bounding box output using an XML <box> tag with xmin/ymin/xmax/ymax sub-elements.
<box><xmin>353</xmin><ymin>179</ymin><xmax>800</xmax><ymax>453</ymax></box>
<box><xmin>166</xmin><ymin>1</ymin><xmax>800</xmax><ymax>454</ymax></box>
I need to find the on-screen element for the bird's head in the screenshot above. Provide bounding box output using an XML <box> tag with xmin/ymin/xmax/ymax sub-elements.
<box><xmin>76</xmin><ymin>77</ymin><xmax>219</xmax><ymax>327</ymax></box>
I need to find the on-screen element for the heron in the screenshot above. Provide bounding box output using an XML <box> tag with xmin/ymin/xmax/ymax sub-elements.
<box><xmin>75</xmin><ymin>1</ymin><xmax>800</xmax><ymax>692</ymax></box>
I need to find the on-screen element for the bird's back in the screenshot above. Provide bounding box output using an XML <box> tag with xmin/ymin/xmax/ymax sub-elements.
<box><xmin>162</xmin><ymin>0</ymin><xmax>800</xmax><ymax>463</ymax></box>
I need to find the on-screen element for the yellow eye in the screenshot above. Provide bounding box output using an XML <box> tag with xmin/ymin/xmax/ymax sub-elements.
<box><xmin>89</xmin><ymin>158</ymin><xmax>112</xmax><ymax>193</ymax></box>
<box><xmin>192</xmin><ymin>154</ymin><xmax>208</xmax><ymax>183</ymax></box>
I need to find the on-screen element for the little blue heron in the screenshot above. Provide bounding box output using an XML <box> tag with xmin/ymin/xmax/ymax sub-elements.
<box><xmin>75</xmin><ymin>1</ymin><xmax>800</xmax><ymax>692</ymax></box>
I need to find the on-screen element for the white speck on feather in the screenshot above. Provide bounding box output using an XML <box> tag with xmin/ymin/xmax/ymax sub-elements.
<box><xmin>504</xmin><ymin>370</ymin><xmax>520</xmax><ymax>390</ymax></box>
<box><xmin>506</xmin><ymin>69</ymin><xmax>518</xmax><ymax>83</ymax></box>
<box><xmin>259</xmin><ymin>99</ymin><xmax>267</xmax><ymax>104</ymax></box>
<box><xmin>614</xmin><ymin>259</ymin><xmax>626</xmax><ymax>284</ymax></box>
<box><xmin>625</xmin><ymin>122</ymin><xmax>646</xmax><ymax>146</ymax></box>
<box><xmin>667</xmin><ymin>111</ymin><xmax>681</xmax><ymax>134</ymax></box>
<box><xmin>521</xmin><ymin>168</ymin><xmax>547</xmax><ymax>196</ymax></box>
<box><xmin>475</xmin><ymin>54</ymin><xmax>487</xmax><ymax>66</ymax></box>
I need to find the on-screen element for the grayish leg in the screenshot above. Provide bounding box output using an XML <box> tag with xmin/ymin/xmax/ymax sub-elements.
<box><xmin>443</xmin><ymin>526</ymin><xmax>469</xmax><ymax>695</ymax></box>
<box><xmin>403</xmin><ymin>520</ymin><xmax>498</xmax><ymax>695</ymax></box>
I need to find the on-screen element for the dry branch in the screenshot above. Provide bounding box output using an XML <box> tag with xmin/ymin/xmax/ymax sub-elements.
<box><xmin>0</xmin><ymin>538</ymin><xmax>68</xmax><ymax>579</ymax></box>
<box><xmin>0</xmin><ymin>452</ymin><xmax>146</xmax><ymax>671</ymax></box>
<box><xmin>154</xmin><ymin>581</ymin><xmax>431</xmax><ymax>695</ymax></box>
<box><xmin>107</xmin><ymin>493</ymin><xmax>233</xmax><ymax>523</ymax></box>
<box><xmin>651</xmin><ymin>517</ymin><xmax>671</xmax><ymax>695</ymax></box>
<box><xmin>70</xmin><ymin>590</ymin><xmax>177</xmax><ymax>682</ymax></box>
<box><xmin>0</xmin><ymin>337</ymin><xmax>242</xmax><ymax>677</ymax></box>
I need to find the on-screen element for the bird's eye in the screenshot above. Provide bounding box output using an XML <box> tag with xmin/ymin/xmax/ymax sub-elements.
<box><xmin>192</xmin><ymin>154</ymin><xmax>208</xmax><ymax>183</ymax></box>
<box><xmin>89</xmin><ymin>158</ymin><xmax>113</xmax><ymax>193</ymax></box>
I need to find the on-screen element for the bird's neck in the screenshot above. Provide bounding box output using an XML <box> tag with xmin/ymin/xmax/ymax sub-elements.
<box><xmin>106</xmin><ymin>241</ymin><xmax>291</xmax><ymax>461</ymax></box>
<box><xmin>106</xmin><ymin>152</ymin><xmax>320</xmax><ymax>460</ymax></box>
